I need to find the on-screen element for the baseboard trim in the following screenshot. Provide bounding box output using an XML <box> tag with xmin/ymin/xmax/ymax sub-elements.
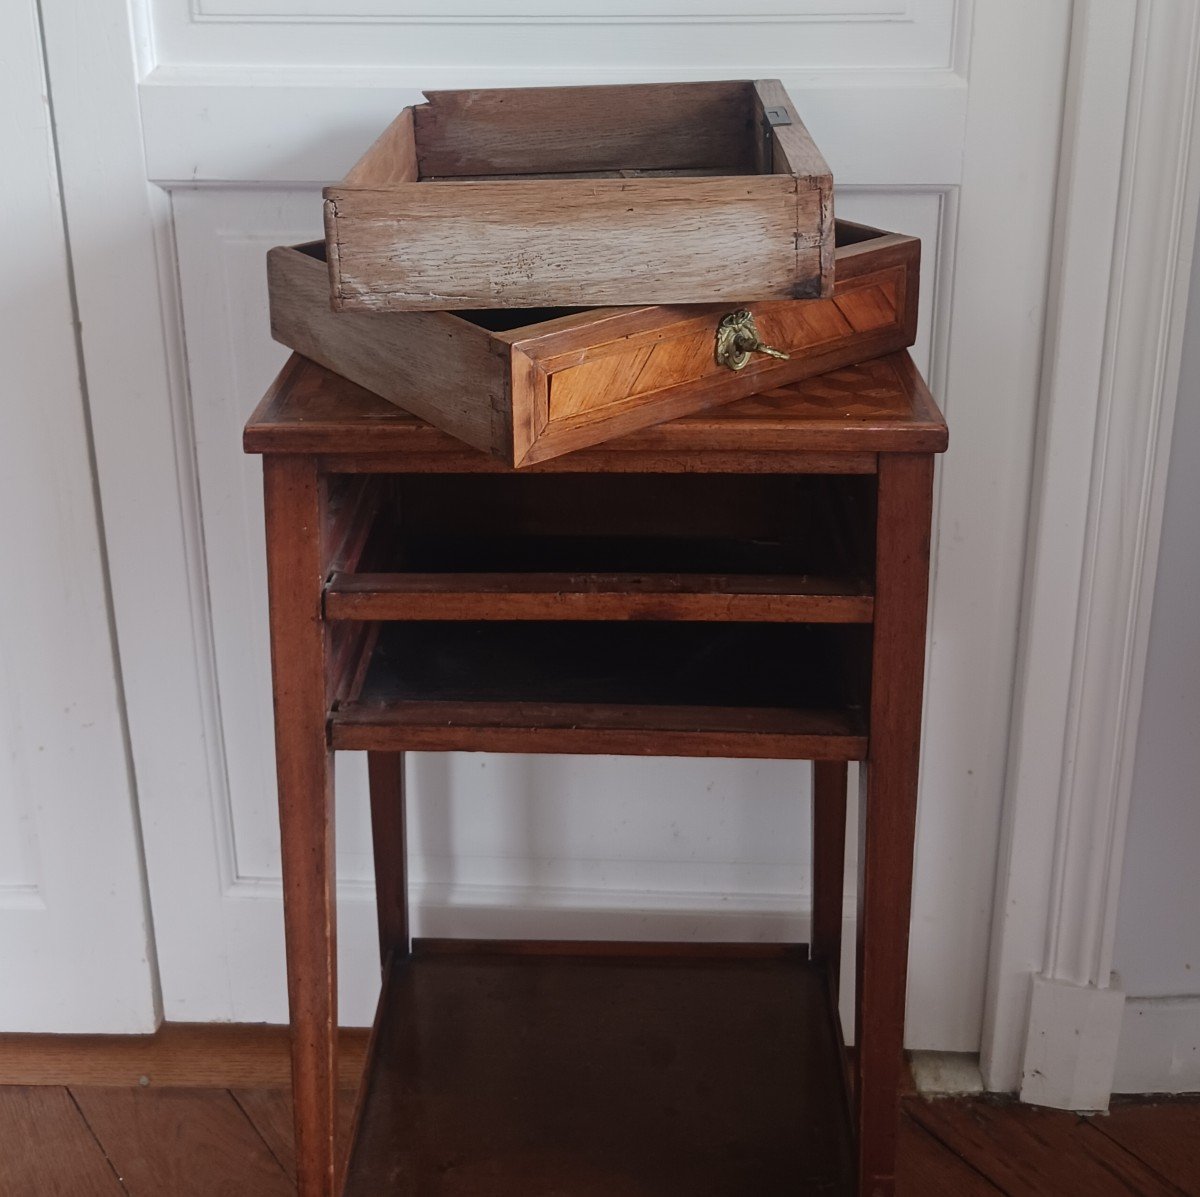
<box><xmin>1114</xmin><ymin>995</ymin><xmax>1200</xmax><ymax>1095</ymax></box>
<box><xmin>1020</xmin><ymin>974</ymin><xmax>1125</xmax><ymax>1111</ymax></box>
<box><xmin>0</xmin><ymin>1022</ymin><xmax>368</xmax><ymax>1088</ymax></box>
<box><xmin>910</xmin><ymin>1051</ymin><xmax>986</xmax><ymax>1096</ymax></box>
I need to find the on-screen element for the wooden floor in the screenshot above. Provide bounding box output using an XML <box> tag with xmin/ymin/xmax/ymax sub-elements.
<box><xmin>1</xmin><ymin>1082</ymin><xmax>1197</xmax><ymax>1195</ymax></box>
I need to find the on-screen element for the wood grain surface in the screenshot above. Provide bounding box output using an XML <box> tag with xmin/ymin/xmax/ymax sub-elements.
<box><xmin>812</xmin><ymin>760</ymin><xmax>849</xmax><ymax>993</ymax></box>
<box><xmin>413</xmin><ymin>80</ymin><xmax>757</xmax><ymax>178</ymax></box>
<box><xmin>366</xmin><ymin>752</ymin><xmax>409</xmax><ymax>966</ymax></box>
<box><xmin>342</xmin><ymin>946</ymin><xmax>853</xmax><ymax>1196</ymax></box>
<box><xmin>7</xmin><ymin>1083</ymin><xmax>1195</xmax><ymax>1196</ymax></box>
<box><xmin>754</xmin><ymin>78</ymin><xmax>835</xmax><ymax>286</ymax></box>
<box><xmin>270</xmin><ymin>222</ymin><xmax>917</xmax><ymax>466</ymax></box>
<box><xmin>268</xmin><ymin>244</ymin><xmax>508</xmax><ymax>458</ymax></box>
<box><xmin>854</xmin><ymin>453</ymin><xmax>937</xmax><ymax>1197</ymax></box>
<box><xmin>231</xmin><ymin>1088</ymin><xmax>360</xmax><ymax>1185</ymax></box>
<box><xmin>1089</xmin><ymin>1099</ymin><xmax>1200</xmax><ymax>1193</ymax></box>
<box><xmin>326</xmin><ymin>174</ymin><xmax>822</xmax><ymax>310</ymax></box>
<box><xmin>261</xmin><ymin>456</ymin><xmax>340</xmax><ymax>1197</ymax></box>
<box><xmin>244</xmin><ymin>352</ymin><xmax>947</xmax><ymax>464</ymax></box>
<box><xmin>325</xmin><ymin>571</ymin><xmax>875</xmax><ymax>624</ymax></box>
<box><xmin>0</xmin><ymin>1023</ymin><xmax>368</xmax><ymax>1088</ymax></box>
<box><xmin>0</xmin><ymin>1087</ymin><xmax>125</xmax><ymax>1196</ymax></box>
<box><xmin>906</xmin><ymin>1098</ymin><xmax>1190</xmax><ymax>1197</ymax></box>
<box><xmin>71</xmin><ymin>1088</ymin><xmax>295</xmax><ymax>1196</ymax></box>
<box><xmin>896</xmin><ymin>1112</ymin><xmax>1002</xmax><ymax>1195</ymax></box>
<box><xmin>325</xmin><ymin>80</ymin><xmax>832</xmax><ymax>309</ymax></box>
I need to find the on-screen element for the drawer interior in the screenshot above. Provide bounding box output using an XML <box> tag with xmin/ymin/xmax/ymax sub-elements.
<box><xmin>349</xmin><ymin>473</ymin><xmax>876</xmax><ymax>585</ymax></box>
<box><xmin>353</xmin><ymin>620</ymin><xmax>868</xmax><ymax>711</ymax></box>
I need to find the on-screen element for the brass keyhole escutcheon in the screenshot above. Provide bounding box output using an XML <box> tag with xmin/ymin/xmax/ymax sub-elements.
<box><xmin>714</xmin><ymin>309</ymin><xmax>790</xmax><ymax>372</ymax></box>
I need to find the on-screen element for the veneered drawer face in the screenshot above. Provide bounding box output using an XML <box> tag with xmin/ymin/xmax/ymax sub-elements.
<box><xmin>545</xmin><ymin>265</ymin><xmax>908</xmax><ymax>425</ymax></box>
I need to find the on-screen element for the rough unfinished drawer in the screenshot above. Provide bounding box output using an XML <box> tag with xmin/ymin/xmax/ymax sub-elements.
<box><xmin>323</xmin><ymin>79</ymin><xmax>834</xmax><ymax>311</ymax></box>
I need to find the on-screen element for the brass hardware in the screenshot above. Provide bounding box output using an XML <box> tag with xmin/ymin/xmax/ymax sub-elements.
<box><xmin>714</xmin><ymin>310</ymin><xmax>790</xmax><ymax>372</ymax></box>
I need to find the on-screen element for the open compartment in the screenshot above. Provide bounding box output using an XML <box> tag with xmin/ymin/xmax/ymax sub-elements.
<box><xmin>269</xmin><ymin>219</ymin><xmax>918</xmax><ymax>466</ymax></box>
<box><xmin>324</xmin><ymin>472</ymin><xmax>877</xmax><ymax>625</ymax></box>
<box><xmin>323</xmin><ymin>79</ymin><xmax>833</xmax><ymax>311</ymax></box>
<box><xmin>330</xmin><ymin>617</ymin><xmax>869</xmax><ymax>760</ymax></box>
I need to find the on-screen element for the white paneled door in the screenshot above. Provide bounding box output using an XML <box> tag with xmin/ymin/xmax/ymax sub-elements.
<box><xmin>44</xmin><ymin>0</ymin><xmax>1072</xmax><ymax>1046</ymax></box>
<box><xmin>0</xmin><ymin>0</ymin><xmax>158</xmax><ymax>1032</ymax></box>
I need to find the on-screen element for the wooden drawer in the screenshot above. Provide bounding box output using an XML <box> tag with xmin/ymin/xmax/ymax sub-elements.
<box><xmin>323</xmin><ymin>79</ymin><xmax>833</xmax><ymax>311</ymax></box>
<box><xmin>268</xmin><ymin>221</ymin><xmax>919</xmax><ymax>468</ymax></box>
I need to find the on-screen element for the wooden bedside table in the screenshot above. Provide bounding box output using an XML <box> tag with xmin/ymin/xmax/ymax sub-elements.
<box><xmin>244</xmin><ymin>349</ymin><xmax>947</xmax><ymax>1197</ymax></box>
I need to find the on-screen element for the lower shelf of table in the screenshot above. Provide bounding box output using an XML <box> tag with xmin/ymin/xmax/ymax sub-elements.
<box><xmin>342</xmin><ymin>939</ymin><xmax>854</xmax><ymax>1197</ymax></box>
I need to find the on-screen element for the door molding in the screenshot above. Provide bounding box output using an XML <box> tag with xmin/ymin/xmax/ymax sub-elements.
<box><xmin>980</xmin><ymin>0</ymin><xmax>1200</xmax><ymax>1106</ymax></box>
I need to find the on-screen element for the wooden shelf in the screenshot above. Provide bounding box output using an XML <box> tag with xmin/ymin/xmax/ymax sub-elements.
<box><xmin>330</xmin><ymin>621</ymin><xmax>869</xmax><ymax>758</ymax></box>
<box><xmin>343</xmin><ymin>941</ymin><xmax>854</xmax><ymax>1197</ymax></box>
<box><xmin>326</xmin><ymin>571</ymin><xmax>873</xmax><ymax>624</ymax></box>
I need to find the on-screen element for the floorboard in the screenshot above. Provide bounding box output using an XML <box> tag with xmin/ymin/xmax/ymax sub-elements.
<box><xmin>896</xmin><ymin>1108</ymin><xmax>1003</xmax><ymax>1195</ymax></box>
<box><xmin>70</xmin><ymin>1087</ymin><xmax>294</xmax><ymax>1196</ymax></box>
<box><xmin>1087</xmin><ymin>1099</ymin><xmax>1200</xmax><ymax>1194</ymax></box>
<box><xmin>231</xmin><ymin>1086</ymin><xmax>359</xmax><ymax>1183</ymax></box>
<box><xmin>906</xmin><ymin>1095</ymin><xmax>1191</xmax><ymax>1196</ymax></box>
<box><xmin>0</xmin><ymin>1086</ymin><xmax>125</xmax><ymax>1196</ymax></box>
<box><xmin>2</xmin><ymin>1080</ymin><xmax>1197</xmax><ymax>1195</ymax></box>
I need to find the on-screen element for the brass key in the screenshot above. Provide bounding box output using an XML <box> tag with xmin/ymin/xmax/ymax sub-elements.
<box><xmin>714</xmin><ymin>309</ymin><xmax>790</xmax><ymax>372</ymax></box>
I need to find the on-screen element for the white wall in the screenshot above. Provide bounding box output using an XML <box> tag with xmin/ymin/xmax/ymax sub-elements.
<box><xmin>1111</xmin><ymin>210</ymin><xmax>1200</xmax><ymax>1094</ymax></box>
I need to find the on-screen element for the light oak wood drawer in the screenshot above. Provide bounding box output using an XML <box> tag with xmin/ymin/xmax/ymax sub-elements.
<box><xmin>268</xmin><ymin>220</ymin><xmax>918</xmax><ymax>468</ymax></box>
<box><xmin>323</xmin><ymin>79</ymin><xmax>833</xmax><ymax>311</ymax></box>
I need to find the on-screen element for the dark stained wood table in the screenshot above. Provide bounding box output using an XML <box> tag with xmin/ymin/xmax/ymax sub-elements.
<box><xmin>244</xmin><ymin>350</ymin><xmax>948</xmax><ymax>1197</ymax></box>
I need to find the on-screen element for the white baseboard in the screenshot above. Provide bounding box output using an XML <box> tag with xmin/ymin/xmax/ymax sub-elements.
<box><xmin>910</xmin><ymin>1051</ymin><xmax>985</xmax><ymax>1095</ymax></box>
<box><xmin>1020</xmin><ymin>974</ymin><xmax>1125</xmax><ymax>1111</ymax></box>
<box><xmin>412</xmin><ymin>881</ymin><xmax>809</xmax><ymax>943</ymax></box>
<box><xmin>411</xmin><ymin>882</ymin><xmax>858</xmax><ymax>1041</ymax></box>
<box><xmin>1114</xmin><ymin>995</ymin><xmax>1200</xmax><ymax>1095</ymax></box>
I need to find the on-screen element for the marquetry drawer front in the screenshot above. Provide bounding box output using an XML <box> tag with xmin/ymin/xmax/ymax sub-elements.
<box><xmin>268</xmin><ymin>221</ymin><xmax>918</xmax><ymax>467</ymax></box>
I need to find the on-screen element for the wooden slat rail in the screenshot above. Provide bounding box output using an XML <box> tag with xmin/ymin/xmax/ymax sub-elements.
<box><xmin>330</xmin><ymin>699</ymin><xmax>867</xmax><ymax>760</ymax></box>
<box><xmin>324</xmin><ymin>571</ymin><xmax>874</xmax><ymax>623</ymax></box>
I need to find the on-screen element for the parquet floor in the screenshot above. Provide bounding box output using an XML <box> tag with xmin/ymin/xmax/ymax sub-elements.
<box><xmin>0</xmin><ymin>1084</ymin><xmax>1196</xmax><ymax>1195</ymax></box>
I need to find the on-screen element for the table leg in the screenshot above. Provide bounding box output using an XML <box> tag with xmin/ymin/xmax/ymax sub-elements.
<box><xmin>811</xmin><ymin>761</ymin><xmax>848</xmax><ymax>996</ymax></box>
<box><xmin>367</xmin><ymin>752</ymin><xmax>409</xmax><ymax>966</ymax></box>
<box><xmin>263</xmin><ymin>456</ymin><xmax>338</xmax><ymax>1197</ymax></box>
<box><xmin>855</xmin><ymin>453</ymin><xmax>935</xmax><ymax>1197</ymax></box>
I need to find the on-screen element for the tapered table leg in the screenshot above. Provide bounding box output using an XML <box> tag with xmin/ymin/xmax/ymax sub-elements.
<box><xmin>811</xmin><ymin>761</ymin><xmax>848</xmax><ymax>996</ymax></box>
<box><xmin>263</xmin><ymin>456</ymin><xmax>338</xmax><ymax>1197</ymax></box>
<box><xmin>367</xmin><ymin>752</ymin><xmax>409</xmax><ymax>966</ymax></box>
<box><xmin>855</xmin><ymin>453</ymin><xmax>935</xmax><ymax>1197</ymax></box>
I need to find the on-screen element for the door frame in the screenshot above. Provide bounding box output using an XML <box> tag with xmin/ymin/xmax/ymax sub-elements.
<box><xmin>980</xmin><ymin>0</ymin><xmax>1200</xmax><ymax>1107</ymax></box>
